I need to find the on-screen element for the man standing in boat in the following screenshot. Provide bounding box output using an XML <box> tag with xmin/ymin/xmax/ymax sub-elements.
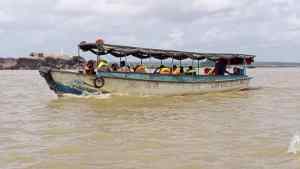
<box><xmin>213</xmin><ymin>59</ymin><xmax>231</xmax><ymax>76</ymax></box>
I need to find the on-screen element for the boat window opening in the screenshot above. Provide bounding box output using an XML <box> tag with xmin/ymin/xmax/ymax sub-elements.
<box><xmin>179</xmin><ymin>59</ymin><xmax>182</xmax><ymax>67</ymax></box>
<box><xmin>96</xmin><ymin>55</ymin><xmax>100</xmax><ymax>68</ymax></box>
<box><xmin>148</xmin><ymin>57</ymin><xmax>152</xmax><ymax>73</ymax></box>
<box><xmin>78</xmin><ymin>41</ymin><xmax>255</xmax><ymax>77</ymax></box>
<box><xmin>192</xmin><ymin>59</ymin><xmax>194</xmax><ymax>69</ymax></box>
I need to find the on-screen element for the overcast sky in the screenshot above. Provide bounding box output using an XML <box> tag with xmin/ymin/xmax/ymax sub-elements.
<box><xmin>0</xmin><ymin>0</ymin><xmax>299</xmax><ymax>62</ymax></box>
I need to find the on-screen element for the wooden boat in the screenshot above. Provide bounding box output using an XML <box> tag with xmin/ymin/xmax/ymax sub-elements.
<box><xmin>39</xmin><ymin>40</ymin><xmax>255</xmax><ymax>96</ymax></box>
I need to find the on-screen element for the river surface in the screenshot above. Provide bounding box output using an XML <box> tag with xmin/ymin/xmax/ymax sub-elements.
<box><xmin>0</xmin><ymin>68</ymin><xmax>300</xmax><ymax>169</ymax></box>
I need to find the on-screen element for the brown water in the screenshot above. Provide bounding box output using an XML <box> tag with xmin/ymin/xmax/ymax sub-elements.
<box><xmin>0</xmin><ymin>68</ymin><xmax>300</xmax><ymax>169</ymax></box>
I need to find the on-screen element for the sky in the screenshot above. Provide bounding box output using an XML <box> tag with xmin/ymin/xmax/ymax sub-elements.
<box><xmin>0</xmin><ymin>0</ymin><xmax>299</xmax><ymax>62</ymax></box>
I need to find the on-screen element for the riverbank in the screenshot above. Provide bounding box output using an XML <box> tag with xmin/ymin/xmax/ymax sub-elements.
<box><xmin>1</xmin><ymin>56</ymin><xmax>300</xmax><ymax>70</ymax></box>
<box><xmin>0</xmin><ymin>54</ymin><xmax>85</xmax><ymax>70</ymax></box>
<box><xmin>251</xmin><ymin>62</ymin><xmax>300</xmax><ymax>68</ymax></box>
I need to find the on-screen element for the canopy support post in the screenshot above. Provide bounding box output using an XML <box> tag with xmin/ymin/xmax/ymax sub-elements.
<box><xmin>141</xmin><ymin>59</ymin><xmax>143</xmax><ymax>65</ymax></box>
<box><xmin>97</xmin><ymin>55</ymin><xmax>100</xmax><ymax>67</ymax></box>
<box><xmin>243</xmin><ymin>57</ymin><xmax>247</xmax><ymax>75</ymax></box>
<box><xmin>197</xmin><ymin>59</ymin><xmax>200</xmax><ymax>75</ymax></box>
<box><xmin>77</xmin><ymin>46</ymin><xmax>81</xmax><ymax>57</ymax></box>
<box><xmin>192</xmin><ymin>59</ymin><xmax>194</xmax><ymax>67</ymax></box>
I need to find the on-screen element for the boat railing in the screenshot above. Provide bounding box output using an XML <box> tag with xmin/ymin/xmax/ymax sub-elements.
<box><xmin>96</xmin><ymin>71</ymin><xmax>250</xmax><ymax>83</ymax></box>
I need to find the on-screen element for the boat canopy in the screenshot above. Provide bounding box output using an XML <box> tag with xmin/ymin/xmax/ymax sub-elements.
<box><xmin>79</xmin><ymin>41</ymin><xmax>255</xmax><ymax>65</ymax></box>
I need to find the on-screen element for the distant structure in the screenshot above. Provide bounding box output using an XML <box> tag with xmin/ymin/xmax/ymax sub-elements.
<box><xmin>29</xmin><ymin>52</ymin><xmax>71</xmax><ymax>60</ymax></box>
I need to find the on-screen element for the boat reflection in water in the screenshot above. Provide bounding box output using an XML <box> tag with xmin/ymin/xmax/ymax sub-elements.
<box><xmin>39</xmin><ymin>38</ymin><xmax>255</xmax><ymax>96</ymax></box>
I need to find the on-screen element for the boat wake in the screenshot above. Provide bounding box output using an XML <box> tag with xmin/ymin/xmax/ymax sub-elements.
<box><xmin>240</xmin><ymin>86</ymin><xmax>263</xmax><ymax>91</ymax></box>
<box><xmin>288</xmin><ymin>134</ymin><xmax>300</xmax><ymax>154</ymax></box>
<box><xmin>59</xmin><ymin>92</ymin><xmax>112</xmax><ymax>99</ymax></box>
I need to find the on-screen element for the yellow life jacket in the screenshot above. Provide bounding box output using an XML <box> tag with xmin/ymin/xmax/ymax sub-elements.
<box><xmin>97</xmin><ymin>59</ymin><xmax>108</xmax><ymax>69</ymax></box>
<box><xmin>186</xmin><ymin>69</ymin><xmax>196</xmax><ymax>75</ymax></box>
<box><xmin>135</xmin><ymin>65</ymin><xmax>146</xmax><ymax>73</ymax></box>
<box><xmin>160</xmin><ymin>67</ymin><xmax>171</xmax><ymax>74</ymax></box>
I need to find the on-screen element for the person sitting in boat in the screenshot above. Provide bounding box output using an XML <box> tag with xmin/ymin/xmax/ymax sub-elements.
<box><xmin>97</xmin><ymin>59</ymin><xmax>111</xmax><ymax>72</ymax></box>
<box><xmin>171</xmin><ymin>65</ymin><xmax>181</xmax><ymax>75</ymax></box>
<box><xmin>159</xmin><ymin>65</ymin><xmax>171</xmax><ymax>75</ymax></box>
<box><xmin>154</xmin><ymin>65</ymin><xmax>164</xmax><ymax>74</ymax></box>
<box><xmin>84</xmin><ymin>60</ymin><xmax>96</xmax><ymax>75</ymax></box>
<box><xmin>153</xmin><ymin>65</ymin><xmax>170</xmax><ymax>74</ymax></box>
<box><xmin>111</xmin><ymin>63</ymin><xmax>119</xmax><ymax>72</ymax></box>
<box><xmin>180</xmin><ymin>66</ymin><xmax>184</xmax><ymax>74</ymax></box>
<box><xmin>204</xmin><ymin>67</ymin><xmax>210</xmax><ymax>75</ymax></box>
<box><xmin>204</xmin><ymin>67</ymin><xmax>216</xmax><ymax>75</ymax></box>
<box><xmin>233</xmin><ymin>67</ymin><xmax>245</xmax><ymax>75</ymax></box>
<box><xmin>185</xmin><ymin>66</ymin><xmax>196</xmax><ymax>75</ymax></box>
<box><xmin>134</xmin><ymin>64</ymin><xmax>146</xmax><ymax>73</ymax></box>
<box><xmin>233</xmin><ymin>67</ymin><xmax>240</xmax><ymax>75</ymax></box>
<box><xmin>118</xmin><ymin>61</ymin><xmax>131</xmax><ymax>72</ymax></box>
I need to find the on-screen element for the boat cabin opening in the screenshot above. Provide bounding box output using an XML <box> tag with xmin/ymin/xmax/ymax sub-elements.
<box><xmin>78</xmin><ymin>39</ymin><xmax>255</xmax><ymax>77</ymax></box>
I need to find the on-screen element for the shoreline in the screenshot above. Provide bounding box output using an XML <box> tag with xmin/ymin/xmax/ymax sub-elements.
<box><xmin>1</xmin><ymin>57</ymin><xmax>300</xmax><ymax>70</ymax></box>
<box><xmin>0</xmin><ymin>56</ymin><xmax>85</xmax><ymax>70</ymax></box>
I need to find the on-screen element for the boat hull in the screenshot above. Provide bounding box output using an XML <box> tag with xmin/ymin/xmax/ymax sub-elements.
<box><xmin>39</xmin><ymin>67</ymin><xmax>251</xmax><ymax>96</ymax></box>
<box><xmin>101</xmin><ymin>75</ymin><xmax>250</xmax><ymax>96</ymax></box>
<box><xmin>39</xmin><ymin>67</ymin><xmax>101</xmax><ymax>96</ymax></box>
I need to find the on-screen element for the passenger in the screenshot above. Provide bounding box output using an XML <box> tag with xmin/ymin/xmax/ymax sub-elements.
<box><xmin>185</xmin><ymin>66</ymin><xmax>196</xmax><ymax>75</ymax></box>
<box><xmin>118</xmin><ymin>61</ymin><xmax>130</xmax><ymax>72</ymax></box>
<box><xmin>233</xmin><ymin>67</ymin><xmax>239</xmax><ymax>75</ymax></box>
<box><xmin>160</xmin><ymin>68</ymin><xmax>171</xmax><ymax>74</ymax></box>
<box><xmin>204</xmin><ymin>67</ymin><xmax>212</xmax><ymax>75</ymax></box>
<box><xmin>233</xmin><ymin>67</ymin><xmax>245</xmax><ymax>75</ymax></box>
<box><xmin>171</xmin><ymin>65</ymin><xmax>181</xmax><ymax>75</ymax></box>
<box><xmin>134</xmin><ymin>64</ymin><xmax>146</xmax><ymax>73</ymax></box>
<box><xmin>208</xmin><ymin>68</ymin><xmax>215</xmax><ymax>75</ymax></box>
<box><xmin>213</xmin><ymin>59</ymin><xmax>231</xmax><ymax>76</ymax></box>
<box><xmin>97</xmin><ymin>59</ymin><xmax>111</xmax><ymax>72</ymax></box>
<box><xmin>154</xmin><ymin>65</ymin><xmax>165</xmax><ymax>74</ymax></box>
<box><xmin>180</xmin><ymin>66</ymin><xmax>184</xmax><ymax>74</ymax></box>
<box><xmin>159</xmin><ymin>65</ymin><xmax>171</xmax><ymax>75</ymax></box>
<box><xmin>84</xmin><ymin>60</ymin><xmax>96</xmax><ymax>75</ymax></box>
<box><xmin>111</xmin><ymin>63</ymin><xmax>119</xmax><ymax>72</ymax></box>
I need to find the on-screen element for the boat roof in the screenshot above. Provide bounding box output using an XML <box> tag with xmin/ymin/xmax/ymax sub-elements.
<box><xmin>79</xmin><ymin>42</ymin><xmax>255</xmax><ymax>64</ymax></box>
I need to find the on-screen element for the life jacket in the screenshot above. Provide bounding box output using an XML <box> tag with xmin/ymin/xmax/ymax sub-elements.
<box><xmin>185</xmin><ymin>69</ymin><xmax>196</xmax><ymax>75</ymax></box>
<box><xmin>135</xmin><ymin>65</ymin><xmax>146</xmax><ymax>73</ymax></box>
<box><xmin>160</xmin><ymin>68</ymin><xmax>171</xmax><ymax>74</ymax></box>
<box><xmin>97</xmin><ymin>59</ymin><xmax>108</xmax><ymax>69</ymax></box>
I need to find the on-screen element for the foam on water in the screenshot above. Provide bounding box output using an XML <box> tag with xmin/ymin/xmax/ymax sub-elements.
<box><xmin>240</xmin><ymin>86</ymin><xmax>263</xmax><ymax>91</ymax></box>
<box><xmin>61</xmin><ymin>92</ymin><xmax>112</xmax><ymax>99</ymax></box>
<box><xmin>288</xmin><ymin>134</ymin><xmax>300</xmax><ymax>154</ymax></box>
